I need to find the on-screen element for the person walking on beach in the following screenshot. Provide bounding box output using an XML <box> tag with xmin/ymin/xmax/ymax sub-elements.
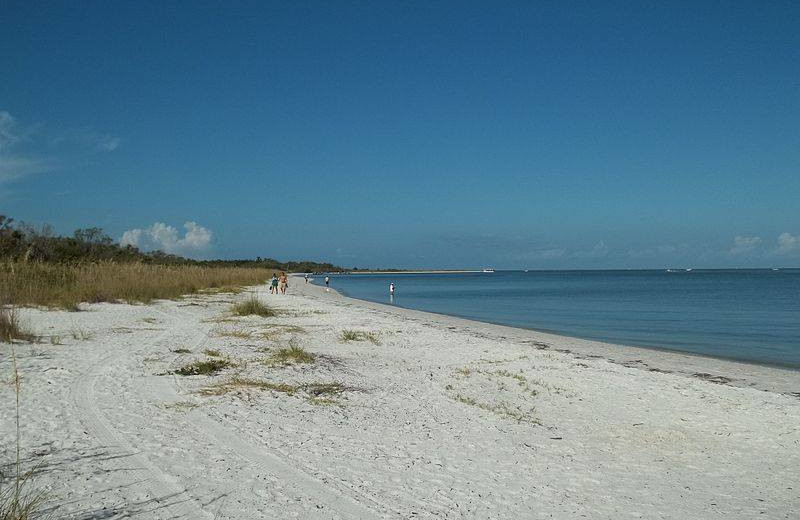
<box><xmin>279</xmin><ymin>272</ymin><xmax>288</xmax><ymax>295</ymax></box>
<box><xmin>270</xmin><ymin>273</ymin><xmax>279</xmax><ymax>294</ymax></box>
<box><xmin>325</xmin><ymin>276</ymin><xmax>330</xmax><ymax>291</ymax></box>
<box><xmin>304</xmin><ymin>273</ymin><xmax>309</xmax><ymax>284</ymax></box>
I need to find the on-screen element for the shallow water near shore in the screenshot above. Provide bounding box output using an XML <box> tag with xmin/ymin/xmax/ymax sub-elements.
<box><xmin>320</xmin><ymin>269</ymin><xmax>800</xmax><ymax>368</ymax></box>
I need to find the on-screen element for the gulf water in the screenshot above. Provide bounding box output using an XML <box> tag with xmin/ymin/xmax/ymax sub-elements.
<box><xmin>319</xmin><ymin>269</ymin><xmax>800</xmax><ymax>368</ymax></box>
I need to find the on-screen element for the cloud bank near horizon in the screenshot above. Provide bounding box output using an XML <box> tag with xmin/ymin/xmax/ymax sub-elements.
<box><xmin>120</xmin><ymin>221</ymin><xmax>213</xmax><ymax>256</ymax></box>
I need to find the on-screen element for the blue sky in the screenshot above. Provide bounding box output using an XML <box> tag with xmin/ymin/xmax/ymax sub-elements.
<box><xmin>1</xmin><ymin>1</ymin><xmax>798</xmax><ymax>268</ymax></box>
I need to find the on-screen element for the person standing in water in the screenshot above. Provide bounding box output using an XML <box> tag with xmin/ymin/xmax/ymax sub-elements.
<box><xmin>325</xmin><ymin>276</ymin><xmax>330</xmax><ymax>291</ymax></box>
<box><xmin>389</xmin><ymin>282</ymin><xmax>395</xmax><ymax>296</ymax></box>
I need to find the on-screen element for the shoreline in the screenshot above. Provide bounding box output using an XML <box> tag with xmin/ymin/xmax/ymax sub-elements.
<box><xmin>296</xmin><ymin>275</ymin><xmax>800</xmax><ymax>395</ymax></box>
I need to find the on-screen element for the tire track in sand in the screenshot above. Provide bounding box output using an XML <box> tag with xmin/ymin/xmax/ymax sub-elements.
<box><xmin>69</xmin><ymin>309</ymin><xmax>213</xmax><ymax>519</ymax></box>
<box><xmin>146</xmin><ymin>301</ymin><xmax>395</xmax><ymax>518</ymax></box>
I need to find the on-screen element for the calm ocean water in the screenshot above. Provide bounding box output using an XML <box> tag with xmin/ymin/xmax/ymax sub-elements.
<box><xmin>319</xmin><ymin>270</ymin><xmax>800</xmax><ymax>368</ymax></box>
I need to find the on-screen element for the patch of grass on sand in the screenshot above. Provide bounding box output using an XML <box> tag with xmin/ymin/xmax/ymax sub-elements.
<box><xmin>69</xmin><ymin>326</ymin><xmax>92</xmax><ymax>341</ymax></box>
<box><xmin>2</xmin><ymin>342</ymin><xmax>48</xmax><ymax>520</ymax></box>
<box><xmin>339</xmin><ymin>329</ymin><xmax>381</xmax><ymax>345</ymax></box>
<box><xmin>259</xmin><ymin>324</ymin><xmax>306</xmax><ymax>341</ymax></box>
<box><xmin>451</xmin><ymin>393</ymin><xmax>540</xmax><ymax>425</ymax></box>
<box><xmin>203</xmin><ymin>348</ymin><xmax>222</xmax><ymax>357</ymax></box>
<box><xmin>160</xmin><ymin>401</ymin><xmax>199</xmax><ymax>412</ymax></box>
<box><xmin>174</xmin><ymin>358</ymin><xmax>232</xmax><ymax>376</ymax></box>
<box><xmin>212</xmin><ymin>325</ymin><xmax>252</xmax><ymax>339</ymax></box>
<box><xmin>456</xmin><ymin>367</ymin><xmax>471</xmax><ymax>377</ymax></box>
<box><xmin>0</xmin><ymin>308</ymin><xmax>37</xmax><ymax>343</ymax></box>
<box><xmin>171</xmin><ymin>348</ymin><xmax>191</xmax><ymax>354</ymax></box>
<box><xmin>231</xmin><ymin>297</ymin><xmax>276</xmax><ymax>318</ymax></box>
<box><xmin>200</xmin><ymin>377</ymin><xmax>299</xmax><ymax>396</ymax></box>
<box><xmin>199</xmin><ymin>377</ymin><xmax>349</xmax><ymax>404</ymax></box>
<box><xmin>265</xmin><ymin>345</ymin><xmax>316</xmax><ymax>365</ymax></box>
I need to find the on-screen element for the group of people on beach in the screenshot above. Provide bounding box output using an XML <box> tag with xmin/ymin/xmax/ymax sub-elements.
<box><xmin>269</xmin><ymin>272</ymin><xmax>289</xmax><ymax>294</ymax></box>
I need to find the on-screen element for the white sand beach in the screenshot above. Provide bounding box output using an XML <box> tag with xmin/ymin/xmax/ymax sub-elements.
<box><xmin>2</xmin><ymin>277</ymin><xmax>798</xmax><ymax>519</ymax></box>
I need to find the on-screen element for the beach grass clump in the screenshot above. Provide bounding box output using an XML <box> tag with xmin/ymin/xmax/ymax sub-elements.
<box><xmin>174</xmin><ymin>358</ymin><xmax>232</xmax><ymax>376</ymax></box>
<box><xmin>212</xmin><ymin>325</ymin><xmax>252</xmax><ymax>339</ymax></box>
<box><xmin>203</xmin><ymin>348</ymin><xmax>222</xmax><ymax>357</ymax></box>
<box><xmin>2</xmin><ymin>345</ymin><xmax>47</xmax><ymax>520</ymax></box>
<box><xmin>265</xmin><ymin>345</ymin><xmax>316</xmax><ymax>365</ymax></box>
<box><xmin>0</xmin><ymin>308</ymin><xmax>37</xmax><ymax>343</ymax></box>
<box><xmin>339</xmin><ymin>329</ymin><xmax>381</xmax><ymax>345</ymax></box>
<box><xmin>0</xmin><ymin>261</ymin><xmax>270</xmax><ymax>309</ymax></box>
<box><xmin>231</xmin><ymin>297</ymin><xmax>276</xmax><ymax>318</ymax></box>
<box><xmin>259</xmin><ymin>324</ymin><xmax>306</xmax><ymax>341</ymax></box>
<box><xmin>200</xmin><ymin>377</ymin><xmax>299</xmax><ymax>396</ymax></box>
<box><xmin>171</xmin><ymin>348</ymin><xmax>191</xmax><ymax>354</ymax></box>
<box><xmin>451</xmin><ymin>393</ymin><xmax>540</xmax><ymax>425</ymax></box>
<box><xmin>199</xmin><ymin>377</ymin><xmax>349</xmax><ymax>404</ymax></box>
<box><xmin>69</xmin><ymin>326</ymin><xmax>92</xmax><ymax>341</ymax></box>
<box><xmin>0</xmin><ymin>469</ymin><xmax>47</xmax><ymax>520</ymax></box>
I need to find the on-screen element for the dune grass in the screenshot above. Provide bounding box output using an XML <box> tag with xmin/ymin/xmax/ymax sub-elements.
<box><xmin>0</xmin><ymin>308</ymin><xmax>36</xmax><ymax>343</ymax></box>
<box><xmin>0</xmin><ymin>261</ymin><xmax>270</xmax><ymax>309</ymax></box>
<box><xmin>231</xmin><ymin>297</ymin><xmax>276</xmax><ymax>318</ymax></box>
<box><xmin>1</xmin><ymin>347</ymin><xmax>47</xmax><ymax>520</ymax></box>
<box><xmin>339</xmin><ymin>329</ymin><xmax>381</xmax><ymax>345</ymax></box>
<box><xmin>265</xmin><ymin>345</ymin><xmax>316</xmax><ymax>365</ymax></box>
<box><xmin>199</xmin><ymin>376</ymin><xmax>348</xmax><ymax>403</ymax></box>
<box><xmin>173</xmin><ymin>358</ymin><xmax>232</xmax><ymax>376</ymax></box>
<box><xmin>212</xmin><ymin>325</ymin><xmax>252</xmax><ymax>339</ymax></box>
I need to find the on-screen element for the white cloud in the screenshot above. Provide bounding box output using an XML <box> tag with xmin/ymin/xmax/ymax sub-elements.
<box><xmin>119</xmin><ymin>229</ymin><xmax>142</xmax><ymax>248</ymax></box>
<box><xmin>0</xmin><ymin>110</ymin><xmax>119</xmax><ymax>192</ymax></box>
<box><xmin>0</xmin><ymin>156</ymin><xmax>50</xmax><ymax>184</ymax></box>
<box><xmin>730</xmin><ymin>235</ymin><xmax>761</xmax><ymax>255</ymax></box>
<box><xmin>51</xmin><ymin>129</ymin><xmax>120</xmax><ymax>152</ymax></box>
<box><xmin>120</xmin><ymin>221</ymin><xmax>213</xmax><ymax>254</ymax></box>
<box><xmin>0</xmin><ymin>111</ymin><xmax>45</xmax><ymax>189</ymax></box>
<box><xmin>0</xmin><ymin>111</ymin><xmax>20</xmax><ymax>150</ymax></box>
<box><xmin>776</xmin><ymin>232</ymin><xmax>799</xmax><ymax>255</ymax></box>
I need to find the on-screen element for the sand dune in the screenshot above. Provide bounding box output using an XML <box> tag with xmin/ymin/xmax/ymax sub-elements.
<box><xmin>1</xmin><ymin>278</ymin><xmax>798</xmax><ymax>519</ymax></box>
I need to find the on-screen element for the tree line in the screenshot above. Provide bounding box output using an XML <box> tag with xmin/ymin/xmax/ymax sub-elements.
<box><xmin>0</xmin><ymin>215</ymin><xmax>343</xmax><ymax>273</ymax></box>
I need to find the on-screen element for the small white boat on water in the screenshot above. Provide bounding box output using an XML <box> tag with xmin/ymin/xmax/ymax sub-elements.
<box><xmin>482</xmin><ymin>268</ymin><xmax>495</xmax><ymax>273</ymax></box>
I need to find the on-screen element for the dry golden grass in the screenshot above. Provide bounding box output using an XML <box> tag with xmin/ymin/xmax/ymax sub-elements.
<box><xmin>0</xmin><ymin>308</ymin><xmax>36</xmax><ymax>343</ymax></box>
<box><xmin>339</xmin><ymin>329</ymin><xmax>381</xmax><ymax>345</ymax></box>
<box><xmin>231</xmin><ymin>297</ymin><xmax>276</xmax><ymax>317</ymax></box>
<box><xmin>264</xmin><ymin>345</ymin><xmax>316</xmax><ymax>366</ymax></box>
<box><xmin>212</xmin><ymin>325</ymin><xmax>252</xmax><ymax>339</ymax></box>
<box><xmin>258</xmin><ymin>324</ymin><xmax>306</xmax><ymax>341</ymax></box>
<box><xmin>0</xmin><ymin>261</ymin><xmax>270</xmax><ymax>309</ymax></box>
<box><xmin>173</xmin><ymin>358</ymin><xmax>233</xmax><ymax>376</ymax></box>
<box><xmin>198</xmin><ymin>377</ymin><xmax>349</xmax><ymax>404</ymax></box>
<box><xmin>1</xmin><ymin>347</ymin><xmax>48</xmax><ymax>520</ymax></box>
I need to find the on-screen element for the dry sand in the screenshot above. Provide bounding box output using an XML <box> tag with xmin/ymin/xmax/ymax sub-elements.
<box><xmin>1</xmin><ymin>277</ymin><xmax>798</xmax><ymax>519</ymax></box>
